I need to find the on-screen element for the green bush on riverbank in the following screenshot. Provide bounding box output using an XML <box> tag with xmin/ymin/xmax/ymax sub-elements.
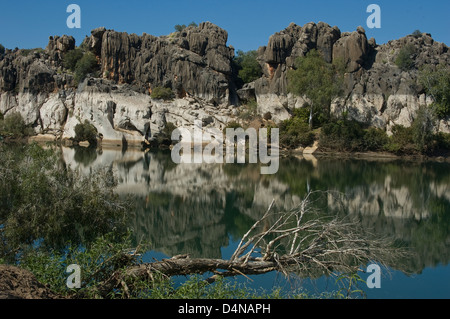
<box><xmin>0</xmin><ymin>112</ymin><xmax>34</xmax><ymax>139</ymax></box>
<box><xmin>318</xmin><ymin>118</ymin><xmax>450</xmax><ymax>155</ymax></box>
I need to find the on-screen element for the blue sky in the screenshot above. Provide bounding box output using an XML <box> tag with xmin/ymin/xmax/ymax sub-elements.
<box><xmin>1</xmin><ymin>0</ymin><xmax>449</xmax><ymax>52</ymax></box>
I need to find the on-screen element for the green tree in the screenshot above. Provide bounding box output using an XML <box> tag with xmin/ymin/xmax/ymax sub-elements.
<box><xmin>234</xmin><ymin>50</ymin><xmax>262</xmax><ymax>84</ymax></box>
<box><xmin>74</xmin><ymin>52</ymin><xmax>99</xmax><ymax>84</ymax></box>
<box><xmin>0</xmin><ymin>43</ymin><xmax>5</xmax><ymax>55</ymax></box>
<box><xmin>419</xmin><ymin>64</ymin><xmax>450</xmax><ymax>119</ymax></box>
<box><xmin>395</xmin><ymin>44</ymin><xmax>416</xmax><ymax>71</ymax></box>
<box><xmin>411</xmin><ymin>106</ymin><xmax>436</xmax><ymax>153</ymax></box>
<box><xmin>174</xmin><ymin>24</ymin><xmax>187</xmax><ymax>32</ymax></box>
<box><xmin>288</xmin><ymin>49</ymin><xmax>343</xmax><ymax>129</ymax></box>
<box><xmin>74</xmin><ymin>120</ymin><xmax>98</xmax><ymax>145</ymax></box>
<box><xmin>0</xmin><ymin>144</ymin><xmax>129</xmax><ymax>261</ymax></box>
<box><xmin>150</xmin><ymin>86</ymin><xmax>175</xmax><ymax>101</ymax></box>
<box><xmin>63</xmin><ymin>48</ymin><xmax>84</xmax><ymax>71</ymax></box>
<box><xmin>412</xmin><ymin>30</ymin><xmax>422</xmax><ymax>38</ymax></box>
<box><xmin>0</xmin><ymin>112</ymin><xmax>34</xmax><ymax>138</ymax></box>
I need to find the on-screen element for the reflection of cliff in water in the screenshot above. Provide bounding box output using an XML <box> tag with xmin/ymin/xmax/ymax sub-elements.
<box><xmin>62</xmin><ymin>147</ymin><xmax>450</xmax><ymax>273</ymax></box>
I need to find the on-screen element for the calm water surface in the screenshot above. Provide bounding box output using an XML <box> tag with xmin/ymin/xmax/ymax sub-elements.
<box><xmin>63</xmin><ymin>146</ymin><xmax>450</xmax><ymax>299</ymax></box>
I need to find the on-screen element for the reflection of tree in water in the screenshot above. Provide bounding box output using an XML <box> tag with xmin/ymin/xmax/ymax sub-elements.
<box><xmin>307</xmin><ymin>158</ymin><xmax>450</xmax><ymax>273</ymax></box>
<box><xmin>73</xmin><ymin>146</ymin><xmax>98</xmax><ymax>167</ymax></box>
<box><xmin>129</xmin><ymin>191</ymin><xmax>229</xmax><ymax>259</ymax></box>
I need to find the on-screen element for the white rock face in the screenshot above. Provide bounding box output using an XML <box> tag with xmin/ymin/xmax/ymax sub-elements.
<box><xmin>40</xmin><ymin>93</ymin><xmax>68</xmax><ymax>133</ymax></box>
<box><xmin>62</xmin><ymin>89</ymin><xmax>152</xmax><ymax>144</ymax></box>
<box><xmin>1</xmin><ymin>79</ymin><xmax>446</xmax><ymax>144</ymax></box>
<box><xmin>328</xmin><ymin>92</ymin><xmax>437</xmax><ymax>135</ymax></box>
<box><xmin>57</xmin><ymin>82</ymin><xmax>237</xmax><ymax>145</ymax></box>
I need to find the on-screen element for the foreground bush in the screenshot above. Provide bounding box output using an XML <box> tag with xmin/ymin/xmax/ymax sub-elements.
<box><xmin>0</xmin><ymin>143</ymin><xmax>129</xmax><ymax>261</ymax></box>
<box><xmin>0</xmin><ymin>112</ymin><xmax>34</xmax><ymax>138</ymax></box>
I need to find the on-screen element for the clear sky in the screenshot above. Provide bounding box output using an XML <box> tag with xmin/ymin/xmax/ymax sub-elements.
<box><xmin>0</xmin><ymin>0</ymin><xmax>449</xmax><ymax>52</ymax></box>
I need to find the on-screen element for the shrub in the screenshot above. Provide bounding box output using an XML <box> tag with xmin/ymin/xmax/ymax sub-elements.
<box><xmin>151</xmin><ymin>86</ymin><xmax>175</xmax><ymax>101</ymax></box>
<box><xmin>419</xmin><ymin>64</ymin><xmax>450</xmax><ymax>119</ymax></box>
<box><xmin>74</xmin><ymin>52</ymin><xmax>99</xmax><ymax>83</ymax></box>
<box><xmin>0</xmin><ymin>43</ymin><xmax>5</xmax><ymax>55</ymax></box>
<box><xmin>434</xmin><ymin>132</ymin><xmax>450</xmax><ymax>151</ymax></box>
<box><xmin>63</xmin><ymin>48</ymin><xmax>84</xmax><ymax>71</ymax></box>
<box><xmin>395</xmin><ymin>44</ymin><xmax>416</xmax><ymax>71</ymax></box>
<box><xmin>238</xmin><ymin>99</ymin><xmax>258</xmax><ymax>121</ymax></box>
<box><xmin>0</xmin><ymin>144</ymin><xmax>130</xmax><ymax>261</ymax></box>
<box><xmin>363</xmin><ymin>127</ymin><xmax>389</xmax><ymax>151</ymax></box>
<box><xmin>74</xmin><ymin>120</ymin><xmax>98</xmax><ymax>145</ymax></box>
<box><xmin>174</xmin><ymin>24</ymin><xmax>186</xmax><ymax>32</ymax></box>
<box><xmin>234</xmin><ymin>50</ymin><xmax>262</xmax><ymax>84</ymax></box>
<box><xmin>319</xmin><ymin>120</ymin><xmax>366</xmax><ymax>152</ymax></box>
<box><xmin>0</xmin><ymin>112</ymin><xmax>34</xmax><ymax>138</ymax></box>
<box><xmin>384</xmin><ymin>125</ymin><xmax>416</xmax><ymax>154</ymax></box>
<box><xmin>412</xmin><ymin>30</ymin><xmax>422</xmax><ymax>38</ymax></box>
<box><xmin>279</xmin><ymin>115</ymin><xmax>315</xmax><ymax>149</ymax></box>
<box><xmin>174</xmin><ymin>22</ymin><xmax>196</xmax><ymax>32</ymax></box>
<box><xmin>292</xmin><ymin>107</ymin><xmax>311</xmax><ymax>125</ymax></box>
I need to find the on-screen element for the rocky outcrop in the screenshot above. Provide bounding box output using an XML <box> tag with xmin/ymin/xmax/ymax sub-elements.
<box><xmin>0</xmin><ymin>21</ymin><xmax>449</xmax><ymax>144</ymax></box>
<box><xmin>253</xmin><ymin>22</ymin><xmax>450</xmax><ymax>132</ymax></box>
<box><xmin>85</xmin><ymin>22</ymin><xmax>235</xmax><ymax>105</ymax></box>
<box><xmin>0</xmin><ymin>22</ymin><xmax>238</xmax><ymax>144</ymax></box>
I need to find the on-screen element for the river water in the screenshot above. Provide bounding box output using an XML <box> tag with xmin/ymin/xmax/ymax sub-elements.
<box><xmin>62</xmin><ymin>146</ymin><xmax>450</xmax><ymax>299</ymax></box>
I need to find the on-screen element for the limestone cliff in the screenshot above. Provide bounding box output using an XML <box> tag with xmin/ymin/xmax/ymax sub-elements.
<box><xmin>0</xmin><ymin>21</ymin><xmax>449</xmax><ymax>144</ymax></box>
<box><xmin>253</xmin><ymin>22</ymin><xmax>450</xmax><ymax>133</ymax></box>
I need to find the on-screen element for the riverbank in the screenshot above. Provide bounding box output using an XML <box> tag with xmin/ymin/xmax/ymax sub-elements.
<box><xmin>3</xmin><ymin>134</ymin><xmax>450</xmax><ymax>164</ymax></box>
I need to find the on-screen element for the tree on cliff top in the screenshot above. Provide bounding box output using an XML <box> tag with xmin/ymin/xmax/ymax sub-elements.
<box><xmin>288</xmin><ymin>49</ymin><xmax>344</xmax><ymax>129</ymax></box>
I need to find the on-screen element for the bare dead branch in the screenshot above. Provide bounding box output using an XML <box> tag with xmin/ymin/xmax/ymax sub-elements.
<box><xmin>97</xmin><ymin>191</ymin><xmax>406</xmax><ymax>295</ymax></box>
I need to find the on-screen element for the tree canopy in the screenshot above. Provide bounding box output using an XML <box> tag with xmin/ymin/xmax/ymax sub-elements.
<box><xmin>287</xmin><ymin>49</ymin><xmax>343</xmax><ymax>128</ymax></box>
<box><xmin>419</xmin><ymin>64</ymin><xmax>450</xmax><ymax>119</ymax></box>
<box><xmin>234</xmin><ymin>50</ymin><xmax>262</xmax><ymax>85</ymax></box>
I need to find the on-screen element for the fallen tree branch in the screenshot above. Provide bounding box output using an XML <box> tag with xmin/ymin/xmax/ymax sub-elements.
<box><xmin>96</xmin><ymin>191</ymin><xmax>406</xmax><ymax>297</ymax></box>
